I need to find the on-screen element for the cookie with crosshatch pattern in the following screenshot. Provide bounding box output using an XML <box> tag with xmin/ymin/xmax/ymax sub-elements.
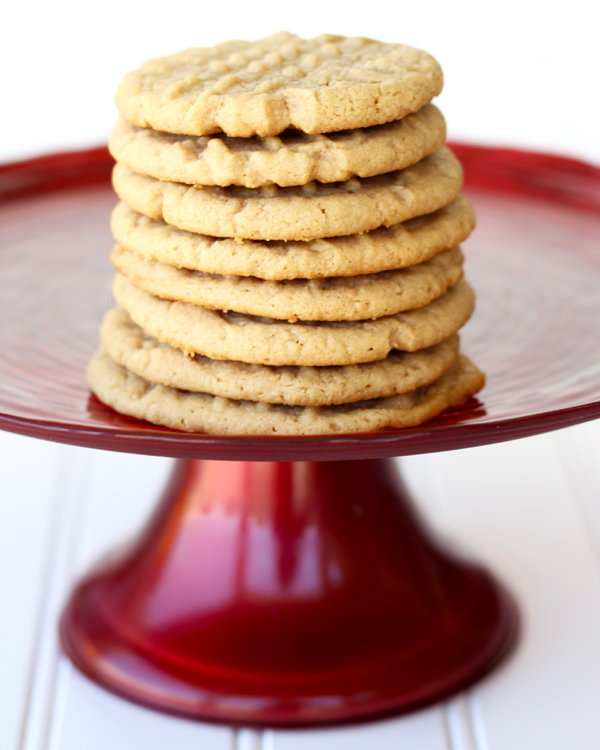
<box><xmin>100</xmin><ymin>308</ymin><xmax>461</xmax><ymax>406</ymax></box>
<box><xmin>115</xmin><ymin>33</ymin><xmax>443</xmax><ymax>138</ymax></box>
<box><xmin>110</xmin><ymin>244</ymin><xmax>464</xmax><ymax>322</ymax></box>
<box><xmin>87</xmin><ymin>349</ymin><xmax>483</xmax><ymax>435</ymax></box>
<box><xmin>112</xmin><ymin>146</ymin><xmax>462</xmax><ymax>241</ymax></box>
<box><xmin>113</xmin><ymin>273</ymin><xmax>475</xmax><ymax>367</ymax></box>
<box><xmin>109</xmin><ymin>104</ymin><xmax>446</xmax><ymax>188</ymax></box>
<box><xmin>110</xmin><ymin>196</ymin><xmax>475</xmax><ymax>280</ymax></box>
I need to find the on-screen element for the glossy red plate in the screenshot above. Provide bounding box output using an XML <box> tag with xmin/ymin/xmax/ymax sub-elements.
<box><xmin>1</xmin><ymin>144</ymin><xmax>600</xmax><ymax>459</ymax></box>
<box><xmin>1</xmin><ymin>145</ymin><xmax>598</xmax><ymax>726</ymax></box>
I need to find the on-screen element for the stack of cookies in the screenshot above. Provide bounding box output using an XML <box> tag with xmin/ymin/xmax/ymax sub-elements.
<box><xmin>88</xmin><ymin>32</ymin><xmax>484</xmax><ymax>435</ymax></box>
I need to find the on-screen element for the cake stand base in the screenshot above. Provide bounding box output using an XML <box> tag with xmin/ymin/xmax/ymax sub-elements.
<box><xmin>60</xmin><ymin>457</ymin><xmax>518</xmax><ymax>727</ymax></box>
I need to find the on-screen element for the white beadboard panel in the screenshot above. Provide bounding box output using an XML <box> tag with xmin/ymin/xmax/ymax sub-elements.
<box><xmin>21</xmin><ymin>445</ymin><xmax>101</xmax><ymax>750</ymax></box>
<box><xmin>397</xmin><ymin>453</ymin><xmax>448</xmax><ymax>525</ymax></box>
<box><xmin>444</xmin><ymin>696</ymin><xmax>480</xmax><ymax>750</ymax></box>
<box><xmin>269</xmin><ymin>705</ymin><xmax>448</xmax><ymax>750</ymax></box>
<box><xmin>237</xmin><ymin>728</ymin><xmax>263</xmax><ymax>750</ymax></box>
<box><xmin>70</xmin><ymin>449</ymin><xmax>174</xmax><ymax>577</ymax></box>
<box><xmin>418</xmin><ymin>427</ymin><xmax>600</xmax><ymax>750</ymax></box>
<box><xmin>0</xmin><ymin>431</ymin><xmax>61</xmax><ymax>750</ymax></box>
<box><xmin>50</xmin><ymin>663</ymin><xmax>232</xmax><ymax>750</ymax></box>
<box><xmin>4</xmin><ymin>418</ymin><xmax>600</xmax><ymax>750</ymax></box>
<box><xmin>44</xmin><ymin>447</ymin><xmax>234</xmax><ymax>750</ymax></box>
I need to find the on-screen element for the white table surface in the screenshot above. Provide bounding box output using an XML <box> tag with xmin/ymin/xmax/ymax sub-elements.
<box><xmin>3</xmin><ymin>419</ymin><xmax>600</xmax><ymax>750</ymax></box>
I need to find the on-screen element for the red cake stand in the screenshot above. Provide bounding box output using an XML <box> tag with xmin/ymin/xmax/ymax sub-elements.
<box><xmin>1</xmin><ymin>144</ymin><xmax>599</xmax><ymax>727</ymax></box>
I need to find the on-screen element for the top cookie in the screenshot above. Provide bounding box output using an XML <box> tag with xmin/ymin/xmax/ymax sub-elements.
<box><xmin>115</xmin><ymin>32</ymin><xmax>443</xmax><ymax>137</ymax></box>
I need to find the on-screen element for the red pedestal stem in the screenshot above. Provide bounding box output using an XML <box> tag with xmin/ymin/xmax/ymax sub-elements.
<box><xmin>60</xmin><ymin>458</ymin><xmax>518</xmax><ymax>726</ymax></box>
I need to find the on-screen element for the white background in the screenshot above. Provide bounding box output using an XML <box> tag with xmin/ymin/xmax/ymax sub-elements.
<box><xmin>2</xmin><ymin>0</ymin><xmax>599</xmax><ymax>164</ymax></box>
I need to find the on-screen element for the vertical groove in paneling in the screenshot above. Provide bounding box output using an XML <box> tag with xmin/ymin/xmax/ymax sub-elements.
<box><xmin>44</xmin><ymin>451</ymin><xmax>233</xmax><ymax>750</ymax></box>
<box><xmin>262</xmin><ymin>730</ymin><xmax>275</xmax><ymax>750</ymax></box>
<box><xmin>235</xmin><ymin>728</ymin><xmax>264</xmax><ymax>750</ymax></box>
<box><xmin>0</xmin><ymin>433</ymin><xmax>62</xmax><ymax>750</ymax></box>
<box><xmin>19</xmin><ymin>445</ymin><xmax>94</xmax><ymax>750</ymax></box>
<box><xmin>45</xmin><ymin>661</ymin><xmax>73</xmax><ymax>750</ymax></box>
<box><xmin>444</xmin><ymin>696</ymin><xmax>480</xmax><ymax>750</ymax></box>
<box><xmin>13</xmin><ymin>477</ymin><xmax>62</xmax><ymax>750</ymax></box>
<box><xmin>468</xmin><ymin>695</ymin><xmax>491</xmax><ymax>750</ymax></box>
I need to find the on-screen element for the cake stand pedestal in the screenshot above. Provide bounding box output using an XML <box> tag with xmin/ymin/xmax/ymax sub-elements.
<box><xmin>60</xmin><ymin>456</ymin><xmax>517</xmax><ymax>725</ymax></box>
<box><xmin>1</xmin><ymin>143</ymin><xmax>599</xmax><ymax>727</ymax></box>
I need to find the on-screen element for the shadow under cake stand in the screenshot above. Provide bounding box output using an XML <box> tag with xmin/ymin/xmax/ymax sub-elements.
<box><xmin>0</xmin><ymin>144</ymin><xmax>599</xmax><ymax>727</ymax></box>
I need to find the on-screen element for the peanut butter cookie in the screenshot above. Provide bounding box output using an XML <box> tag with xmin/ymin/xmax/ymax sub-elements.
<box><xmin>111</xmin><ymin>196</ymin><xmax>475</xmax><ymax>279</ymax></box>
<box><xmin>109</xmin><ymin>104</ymin><xmax>446</xmax><ymax>187</ymax></box>
<box><xmin>115</xmin><ymin>33</ymin><xmax>443</xmax><ymax>137</ymax></box>
<box><xmin>113</xmin><ymin>273</ymin><xmax>475</xmax><ymax>366</ymax></box>
<box><xmin>111</xmin><ymin>245</ymin><xmax>463</xmax><ymax>321</ymax></box>
<box><xmin>112</xmin><ymin>146</ymin><xmax>462</xmax><ymax>240</ymax></box>
<box><xmin>87</xmin><ymin>349</ymin><xmax>483</xmax><ymax>435</ymax></box>
<box><xmin>101</xmin><ymin>308</ymin><xmax>460</xmax><ymax>406</ymax></box>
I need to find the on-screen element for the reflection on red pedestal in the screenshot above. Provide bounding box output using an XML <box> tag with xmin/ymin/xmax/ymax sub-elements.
<box><xmin>61</xmin><ymin>458</ymin><xmax>518</xmax><ymax>726</ymax></box>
